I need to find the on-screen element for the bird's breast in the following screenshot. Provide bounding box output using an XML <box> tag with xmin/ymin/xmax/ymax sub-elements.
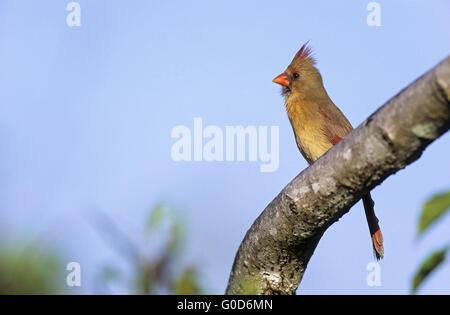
<box><xmin>286</xmin><ymin>100</ymin><xmax>333</xmax><ymax>163</ymax></box>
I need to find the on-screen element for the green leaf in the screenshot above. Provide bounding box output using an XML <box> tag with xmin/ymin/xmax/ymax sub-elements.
<box><xmin>173</xmin><ymin>267</ymin><xmax>203</xmax><ymax>295</ymax></box>
<box><xmin>145</xmin><ymin>204</ymin><xmax>166</xmax><ymax>233</ymax></box>
<box><xmin>418</xmin><ymin>191</ymin><xmax>450</xmax><ymax>235</ymax></box>
<box><xmin>168</xmin><ymin>217</ymin><xmax>185</xmax><ymax>253</ymax></box>
<box><xmin>411</xmin><ymin>246</ymin><xmax>448</xmax><ymax>294</ymax></box>
<box><xmin>0</xmin><ymin>244</ymin><xmax>64</xmax><ymax>294</ymax></box>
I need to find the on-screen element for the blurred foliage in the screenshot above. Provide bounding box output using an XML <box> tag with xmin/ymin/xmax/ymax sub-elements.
<box><xmin>418</xmin><ymin>191</ymin><xmax>450</xmax><ymax>235</ymax></box>
<box><xmin>412</xmin><ymin>190</ymin><xmax>450</xmax><ymax>294</ymax></box>
<box><xmin>95</xmin><ymin>203</ymin><xmax>204</xmax><ymax>294</ymax></box>
<box><xmin>412</xmin><ymin>246</ymin><xmax>448</xmax><ymax>294</ymax></box>
<box><xmin>173</xmin><ymin>268</ymin><xmax>203</xmax><ymax>295</ymax></box>
<box><xmin>0</xmin><ymin>243</ymin><xmax>64</xmax><ymax>294</ymax></box>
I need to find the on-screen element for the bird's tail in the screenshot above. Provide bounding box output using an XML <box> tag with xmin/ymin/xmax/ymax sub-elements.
<box><xmin>362</xmin><ymin>193</ymin><xmax>384</xmax><ymax>260</ymax></box>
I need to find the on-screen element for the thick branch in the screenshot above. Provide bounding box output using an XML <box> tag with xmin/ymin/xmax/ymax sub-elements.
<box><xmin>226</xmin><ymin>56</ymin><xmax>450</xmax><ymax>295</ymax></box>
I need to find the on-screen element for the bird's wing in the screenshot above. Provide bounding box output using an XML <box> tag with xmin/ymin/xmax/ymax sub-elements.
<box><xmin>319</xmin><ymin>108</ymin><xmax>353</xmax><ymax>145</ymax></box>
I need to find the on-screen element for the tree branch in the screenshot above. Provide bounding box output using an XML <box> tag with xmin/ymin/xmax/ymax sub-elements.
<box><xmin>226</xmin><ymin>56</ymin><xmax>450</xmax><ymax>295</ymax></box>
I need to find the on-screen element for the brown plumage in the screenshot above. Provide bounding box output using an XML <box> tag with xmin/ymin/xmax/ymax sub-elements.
<box><xmin>273</xmin><ymin>43</ymin><xmax>384</xmax><ymax>260</ymax></box>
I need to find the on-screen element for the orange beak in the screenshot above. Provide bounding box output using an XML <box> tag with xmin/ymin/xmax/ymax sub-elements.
<box><xmin>272</xmin><ymin>73</ymin><xmax>289</xmax><ymax>87</ymax></box>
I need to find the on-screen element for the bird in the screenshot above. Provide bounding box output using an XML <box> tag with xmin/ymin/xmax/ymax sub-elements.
<box><xmin>272</xmin><ymin>42</ymin><xmax>384</xmax><ymax>260</ymax></box>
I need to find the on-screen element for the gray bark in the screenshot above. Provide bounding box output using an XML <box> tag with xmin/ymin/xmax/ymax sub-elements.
<box><xmin>226</xmin><ymin>56</ymin><xmax>450</xmax><ymax>295</ymax></box>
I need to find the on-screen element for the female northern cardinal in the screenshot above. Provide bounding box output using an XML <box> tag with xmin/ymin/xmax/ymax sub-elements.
<box><xmin>273</xmin><ymin>43</ymin><xmax>384</xmax><ymax>259</ymax></box>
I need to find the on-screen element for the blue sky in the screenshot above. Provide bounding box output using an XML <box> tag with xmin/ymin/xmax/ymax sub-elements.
<box><xmin>0</xmin><ymin>1</ymin><xmax>449</xmax><ymax>294</ymax></box>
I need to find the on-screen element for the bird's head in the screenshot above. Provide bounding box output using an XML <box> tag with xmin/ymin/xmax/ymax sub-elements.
<box><xmin>273</xmin><ymin>42</ymin><xmax>324</xmax><ymax>100</ymax></box>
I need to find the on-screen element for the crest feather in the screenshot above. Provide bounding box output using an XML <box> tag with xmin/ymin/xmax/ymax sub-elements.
<box><xmin>293</xmin><ymin>42</ymin><xmax>315</xmax><ymax>64</ymax></box>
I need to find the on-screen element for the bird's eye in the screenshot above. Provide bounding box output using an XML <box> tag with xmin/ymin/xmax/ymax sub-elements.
<box><xmin>292</xmin><ymin>73</ymin><xmax>300</xmax><ymax>79</ymax></box>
